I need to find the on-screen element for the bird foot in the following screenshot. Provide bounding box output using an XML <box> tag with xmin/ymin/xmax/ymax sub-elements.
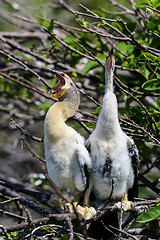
<box><xmin>66</xmin><ymin>202</ymin><xmax>96</xmax><ymax>220</ymax></box>
<box><xmin>65</xmin><ymin>202</ymin><xmax>77</xmax><ymax>213</ymax></box>
<box><xmin>49</xmin><ymin>194</ymin><xmax>66</xmax><ymax>210</ymax></box>
<box><xmin>83</xmin><ymin>206</ymin><xmax>96</xmax><ymax>220</ymax></box>
<box><xmin>115</xmin><ymin>200</ymin><xmax>132</xmax><ymax>211</ymax></box>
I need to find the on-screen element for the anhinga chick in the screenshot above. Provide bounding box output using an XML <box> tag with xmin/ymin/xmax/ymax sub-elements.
<box><xmin>44</xmin><ymin>70</ymin><xmax>95</xmax><ymax>219</ymax></box>
<box><xmin>85</xmin><ymin>51</ymin><xmax>139</xmax><ymax>239</ymax></box>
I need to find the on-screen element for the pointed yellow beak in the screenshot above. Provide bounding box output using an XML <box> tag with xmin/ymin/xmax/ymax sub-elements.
<box><xmin>49</xmin><ymin>71</ymin><xmax>72</xmax><ymax>99</ymax></box>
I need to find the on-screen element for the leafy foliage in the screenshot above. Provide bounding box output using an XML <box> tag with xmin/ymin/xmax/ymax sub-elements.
<box><xmin>136</xmin><ymin>204</ymin><xmax>160</xmax><ymax>223</ymax></box>
<box><xmin>38</xmin><ymin>17</ymin><xmax>54</xmax><ymax>34</ymax></box>
<box><xmin>0</xmin><ymin>0</ymin><xmax>160</xmax><ymax>239</ymax></box>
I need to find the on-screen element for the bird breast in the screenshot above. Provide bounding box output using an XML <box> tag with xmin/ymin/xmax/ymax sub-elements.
<box><xmin>88</xmin><ymin>132</ymin><xmax>134</xmax><ymax>201</ymax></box>
<box><xmin>45</xmin><ymin>129</ymin><xmax>87</xmax><ymax>195</ymax></box>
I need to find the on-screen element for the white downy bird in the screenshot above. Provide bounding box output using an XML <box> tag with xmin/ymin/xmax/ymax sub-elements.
<box><xmin>44</xmin><ymin>70</ymin><xmax>95</xmax><ymax>219</ymax></box>
<box><xmin>85</xmin><ymin>51</ymin><xmax>139</xmax><ymax>239</ymax></box>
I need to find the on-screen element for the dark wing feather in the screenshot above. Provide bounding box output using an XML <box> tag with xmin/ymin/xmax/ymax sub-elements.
<box><xmin>84</xmin><ymin>140</ymin><xmax>92</xmax><ymax>187</ymax></box>
<box><xmin>77</xmin><ymin>151</ymin><xmax>90</xmax><ymax>185</ymax></box>
<box><xmin>76</xmin><ymin>145</ymin><xmax>91</xmax><ymax>187</ymax></box>
<box><xmin>85</xmin><ymin>140</ymin><xmax>91</xmax><ymax>154</ymax></box>
<box><xmin>127</xmin><ymin>138</ymin><xmax>139</xmax><ymax>200</ymax></box>
<box><xmin>75</xmin><ymin>143</ymin><xmax>91</xmax><ymax>205</ymax></box>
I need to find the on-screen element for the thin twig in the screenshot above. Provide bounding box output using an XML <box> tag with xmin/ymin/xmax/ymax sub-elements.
<box><xmin>115</xmin><ymin>80</ymin><xmax>159</xmax><ymax>135</ymax></box>
<box><xmin>0</xmin><ymin>35</ymin><xmax>52</xmax><ymax>64</ymax></box>
<box><xmin>0</xmin><ymin>49</ymin><xmax>51</xmax><ymax>89</ymax></box>
<box><xmin>11</xmin><ymin>119</ymin><xmax>44</xmax><ymax>143</ymax></box>
<box><xmin>109</xmin><ymin>225</ymin><xmax>139</xmax><ymax>240</ymax></box>
<box><xmin>0</xmin><ymin>71</ymin><xmax>52</xmax><ymax>99</ymax></box>
<box><xmin>21</xmin><ymin>140</ymin><xmax>72</xmax><ymax>204</ymax></box>
<box><xmin>0</xmin><ymin>209</ymin><xmax>27</xmax><ymax>221</ymax></box>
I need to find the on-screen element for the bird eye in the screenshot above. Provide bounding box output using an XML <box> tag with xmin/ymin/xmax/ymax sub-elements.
<box><xmin>61</xmin><ymin>73</ymin><xmax>65</xmax><ymax>77</ymax></box>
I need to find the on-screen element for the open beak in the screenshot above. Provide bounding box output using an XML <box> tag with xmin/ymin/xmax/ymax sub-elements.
<box><xmin>106</xmin><ymin>48</ymin><xmax>115</xmax><ymax>72</ymax></box>
<box><xmin>49</xmin><ymin>72</ymin><xmax>66</xmax><ymax>95</ymax></box>
<box><xmin>45</xmin><ymin>68</ymin><xmax>70</xmax><ymax>98</ymax></box>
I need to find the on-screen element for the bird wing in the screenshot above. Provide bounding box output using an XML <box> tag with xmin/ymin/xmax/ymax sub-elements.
<box><xmin>127</xmin><ymin>138</ymin><xmax>139</xmax><ymax>200</ymax></box>
<box><xmin>73</xmin><ymin>141</ymin><xmax>92</xmax><ymax>193</ymax></box>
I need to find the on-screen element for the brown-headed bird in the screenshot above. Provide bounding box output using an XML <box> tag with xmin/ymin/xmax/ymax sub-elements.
<box><xmin>44</xmin><ymin>70</ymin><xmax>95</xmax><ymax>219</ymax></box>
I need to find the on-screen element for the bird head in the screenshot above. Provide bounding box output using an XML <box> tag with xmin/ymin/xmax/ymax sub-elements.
<box><xmin>49</xmin><ymin>71</ymin><xmax>73</xmax><ymax>98</ymax></box>
<box><xmin>105</xmin><ymin>49</ymin><xmax>115</xmax><ymax>73</ymax></box>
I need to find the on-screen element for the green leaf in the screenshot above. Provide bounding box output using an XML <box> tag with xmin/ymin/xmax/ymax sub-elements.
<box><xmin>126</xmin><ymin>44</ymin><xmax>134</xmax><ymax>55</ymax></box>
<box><xmin>153</xmin><ymin>0</ymin><xmax>160</xmax><ymax>5</ymax></box>
<box><xmin>121</xmin><ymin>61</ymin><xmax>129</xmax><ymax>68</ymax></box>
<box><xmin>74</xmin><ymin>234</ymin><xmax>81</xmax><ymax>240</ymax></box>
<box><xmin>73</xmin><ymin>124</ymin><xmax>83</xmax><ymax>129</ymax></box>
<box><xmin>28</xmin><ymin>42</ymin><xmax>36</xmax><ymax>51</ymax></box>
<box><xmin>92</xmin><ymin>106</ymin><xmax>102</xmax><ymax>114</ymax></box>
<box><xmin>152</xmin><ymin>0</ymin><xmax>160</xmax><ymax>7</ymax></box>
<box><xmin>39</xmin><ymin>103</ymin><xmax>51</xmax><ymax>110</ymax></box>
<box><xmin>38</xmin><ymin>18</ymin><xmax>48</xmax><ymax>28</ymax></box>
<box><xmin>97</xmin><ymin>20</ymin><xmax>105</xmax><ymax>27</ymax></box>
<box><xmin>136</xmin><ymin>0</ymin><xmax>150</xmax><ymax>4</ymax></box>
<box><xmin>82</xmin><ymin>60</ymin><xmax>99</xmax><ymax>75</ymax></box>
<box><xmin>83</xmin><ymin>20</ymin><xmax>90</xmax><ymax>28</ymax></box>
<box><xmin>117</xmin><ymin>42</ymin><xmax>126</xmax><ymax>53</ymax></box>
<box><xmin>155</xmin><ymin>99</ymin><xmax>160</xmax><ymax>110</ymax></box>
<box><xmin>0</xmin><ymin>75</ymin><xmax>4</xmax><ymax>91</ymax></box>
<box><xmin>76</xmin><ymin>18</ymin><xmax>90</xmax><ymax>28</ymax></box>
<box><xmin>85</xmin><ymin>122</ymin><xmax>96</xmax><ymax>129</ymax></box>
<box><xmin>47</xmin><ymin>18</ymin><xmax>54</xmax><ymax>33</ymax></box>
<box><xmin>143</xmin><ymin>52</ymin><xmax>157</xmax><ymax>62</ymax></box>
<box><xmin>117</xmin><ymin>42</ymin><xmax>134</xmax><ymax>57</ymax></box>
<box><xmin>140</xmin><ymin>65</ymin><xmax>150</xmax><ymax>79</ymax></box>
<box><xmin>76</xmin><ymin>18</ymin><xmax>83</xmax><ymax>25</ymax></box>
<box><xmin>82</xmin><ymin>54</ymin><xmax>105</xmax><ymax>74</ymax></box>
<box><xmin>99</xmin><ymin>83</ymin><xmax>105</xmax><ymax>88</ymax></box>
<box><xmin>38</xmin><ymin>17</ymin><xmax>54</xmax><ymax>33</ymax></box>
<box><xmin>136</xmin><ymin>204</ymin><xmax>160</xmax><ymax>223</ymax></box>
<box><xmin>135</xmin><ymin>3</ymin><xmax>146</xmax><ymax>9</ymax></box>
<box><xmin>64</xmin><ymin>35</ymin><xmax>79</xmax><ymax>44</ymax></box>
<box><xmin>21</xmin><ymin>88</ymin><xmax>28</xmax><ymax>98</ymax></box>
<box><xmin>24</xmin><ymin>55</ymin><xmax>34</xmax><ymax>62</ymax></box>
<box><xmin>50</xmin><ymin>77</ymin><xmax>58</xmax><ymax>88</ymax></box>
<box><xmin>142</xmin><ymin>79</ymin><xmax>160</xmax><ymax>90</ymax></box>
<box><xmin>96</xmin><ymin>54</ymin><xmax>106</xmax><ymax>61</ymax></box>
<box><xmin>72</xmin><ymin>72</ymin><xmax>78</xmax><ymax>78</ymax></box>
<box><xmin>59</xmin><ymin>234</ymin><xmax>69</xmax><ymax>240</ymax></box>
<box><xmin>0</xmin><ymin>75</ymin><xmax>4</xmax><ymax>81</ymax></box>
<box><xmin>10</xmin><ymin>231</ymin><xmax>19</xmax><ymax>237</ymax></box>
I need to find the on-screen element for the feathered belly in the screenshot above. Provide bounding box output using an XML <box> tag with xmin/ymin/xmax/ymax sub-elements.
<box><xmin>91</xmin><ymin>144</ymin><xmax>134</xmax><ymax>201</ymax></box>
<box><xmin>46</xmin><ymin>156</ymin><xmax>76</xmax><ymax>195</ymax></box>
<box><xmin>45</xmin><ymin>142</ymin><xmax>77</xmax><ymax>196</ymax></box>
<box><xmin>92</xmin><ymin>162</ymin><xmax>133</xmax><ymax>200</ymax></box>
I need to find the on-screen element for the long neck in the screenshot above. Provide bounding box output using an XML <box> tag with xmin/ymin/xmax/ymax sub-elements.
<box><xmin>59</xmin><ymin>82</ymin><xmax>80</xmax><ymax>120</ymax></box>
<box><xmin>44</xmin><ymin>84</ymin><xmax>80</xmax><ymax>141</ymax></box>
<box><xmin>105</xmin><ymin>67</ymin><xmax>114</xmax><ymax>93</ymax></box>
<box><xmin>95</xmin><ymin>72</ymin><xmax>121</xmax><ymax>139</ymax></box>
